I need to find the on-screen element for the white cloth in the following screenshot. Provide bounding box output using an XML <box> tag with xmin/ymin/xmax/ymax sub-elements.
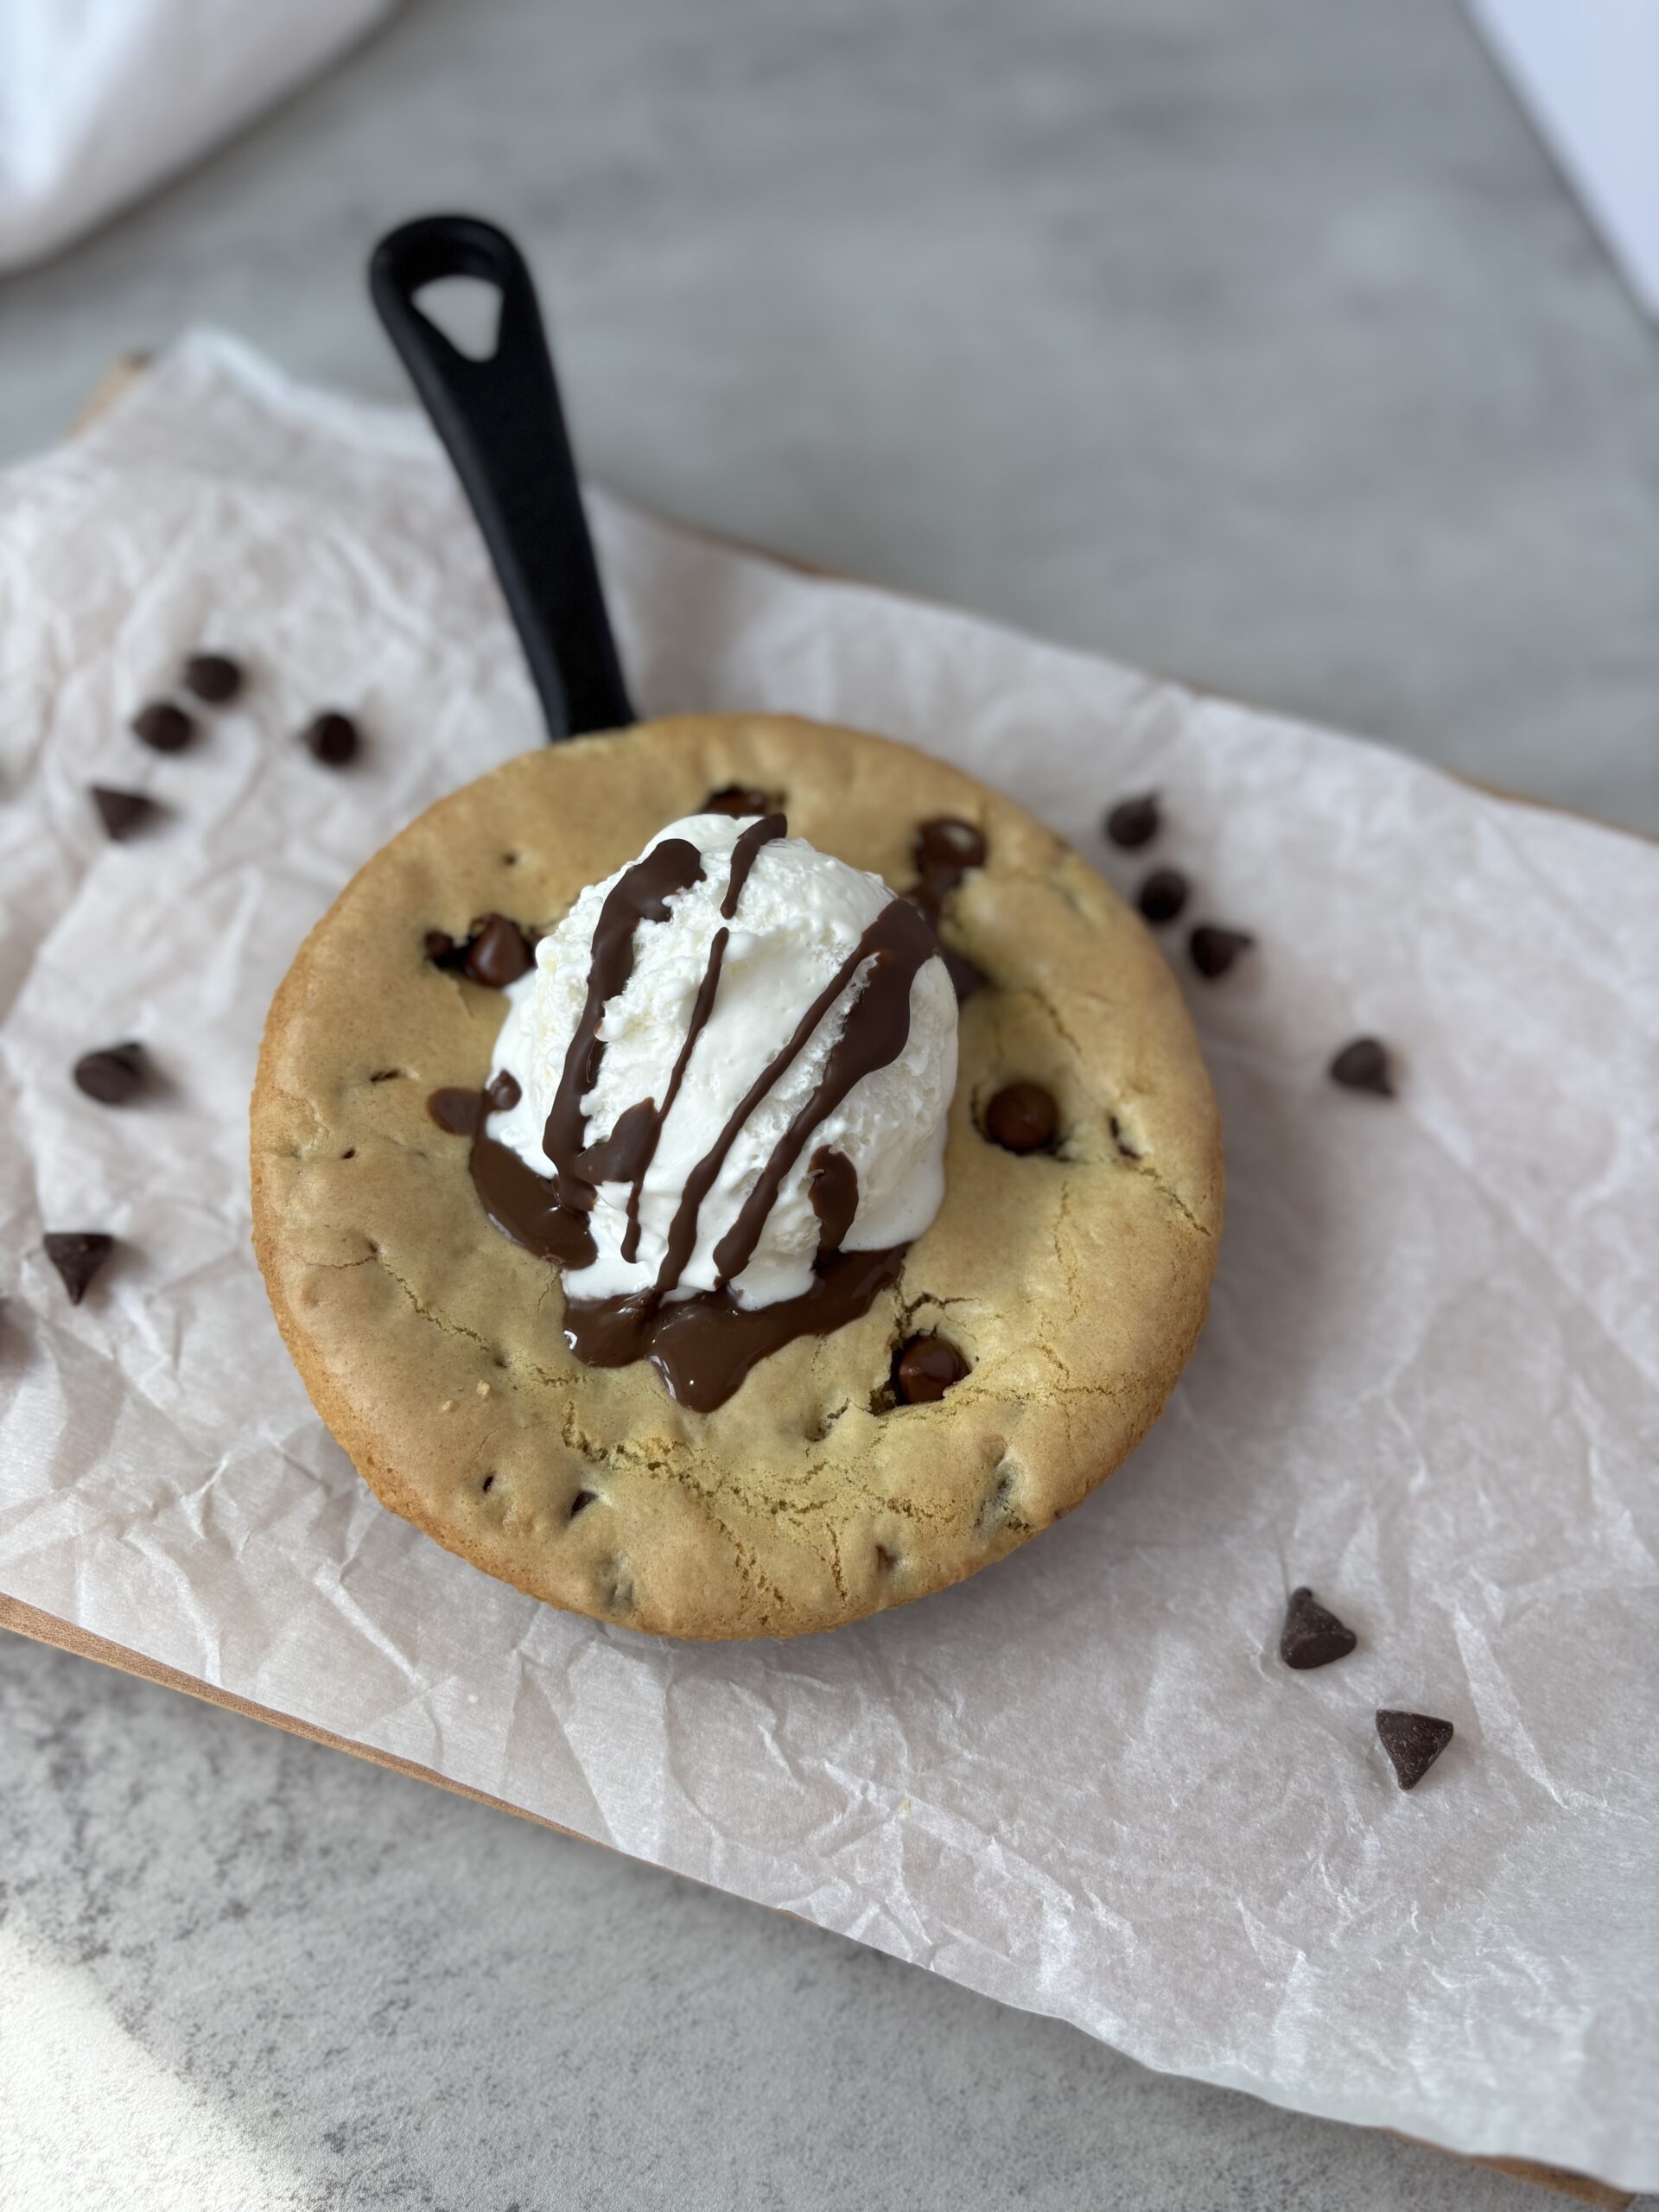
<box><xmin>1</xmin><ymin>334</ymin><xmax>1656</xmax><ymax>2190</ymax></box>
<box><xmin>0</xmin><ymin>0</ymin><xmax>396</xmax><ymax>271</ymax></box>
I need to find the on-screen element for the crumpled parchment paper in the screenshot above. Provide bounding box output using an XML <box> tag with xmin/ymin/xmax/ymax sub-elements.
<box><xmin>2</xmin><ymin>332</ymin><xmax>1654</xmax><ymax>2189</ymax></box>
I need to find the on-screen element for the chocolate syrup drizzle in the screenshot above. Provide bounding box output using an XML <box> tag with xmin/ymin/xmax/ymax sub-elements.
<box><xmin>611</xmin><ymin>812</ymin><xmax>785</xmax><ymax>1265</ymax></box>
<box><xmin>807</xmin><ymin>1146</ymin><xmax>859</xmax><ymax>1257</ymax></box>
<box><xmin>429</xmin><ymin>814</ymin><xmax>938</xmax><ymax>1410</ymax></box>
<box><xmin>545</xmin><ymin>833</ymin><xmax>709</xmax><ymax>1215</ymax></box>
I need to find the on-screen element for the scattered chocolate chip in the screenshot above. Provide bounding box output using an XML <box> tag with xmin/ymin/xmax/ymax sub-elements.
<box><xmin>302</xmin><ymin>711</ymin><xmax>359</xmax><ymax>767</ymax></box>
<box><xmin>569</xmin><ymin>1488</ymin><xmax>596</xmax><ymax>1519</ymax></box>
<box><xmin>1109</xmin><ymin>1114</ymin><xmax>1141</xmax><ymax>1160</ymax></box>
<box><xmin>1105</xmin><ymin>792</ymin><xmax>1159</xmax><ymax>849</ymax></box>
<box><xmin>462</xmin><ymin>914</ymin><xmax>534</xmax><ymax>988</ymax></box>
<box><xmin>1330</xmin><ymin>1036</ymin><xmax>1395</xmax><ymax>1096</ymax></box>
<box><xmin>182</xmin><ymin>652</ymin><xmax>243</xmax><ymax>703</ymax></box>
<box><xmin>73</xmin><ymin>1042</ymin><xmax>146</xmax><ymax>1106</ymax></box>
<box><xmin>130</xmin><ymin>701</ymin><xmax>194</xmax><ymax>753</ymax></box>
<box><xmin>43</xmin><ymin>1232</ymin><xmax>114</xmax><ymax>1306</ymax></box>
<box><xmin>1136</xmin><ymin>867</ymin><xmax>1188</xmax><ymax>925</ymax></box>
<box><xmin>485</xmin><ymin>1070</ymin><xmax>522</xmax><ymax>1114</ymax></box>
<box><xmin>1376</xmin><ymin>1709</ymin><xmax>1454</xmax><ymax>1791</ymax></box>
<box><xmin>984</xmin><ymin>1081</ymin><xmax>1058</xmax><ymax>1154</ymax></box>
<box><xmin>1189</xmin><ymin>924</ymin><xmax>1254</xmax><ymax>980</ymax></box>
<box><xmin>480</xmin><ymin>1473</ymin><xmax>496</xmax><ymax>1493</ymax></box>
<box><xmin>703</xmin><ymin>784</ymin><xmax>772</xmax><ymax>817</ymax></box>
<box><xmin>893</xmin><ymin>1334</ymin><xmax>970</xmax><ymax>1404</ymax></box>
<box><xmin>90</xmin><ymin>785</ymin><xmax>158</xmax><ymax>841</ymax></box>
<box><xmin>943</xmin><ymin>948</ymin><xmax>987</xmax><ymax>1002</ymax></box>
<box><xmin>423</xmin><ymin>929</ymin><xmax>457</xmax><ymax>963</ymax></box>
<box><xmin>1279</xmin><ymin>1587</ymin><xmax>1357</xmax><ymax>1670</ymax></box>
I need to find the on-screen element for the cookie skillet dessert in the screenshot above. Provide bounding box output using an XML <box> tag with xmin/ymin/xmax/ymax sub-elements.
<box><xmin>251</xmin><ymin>711</ymin><xmax>1222</xmax><ymax>1637</ymax></box>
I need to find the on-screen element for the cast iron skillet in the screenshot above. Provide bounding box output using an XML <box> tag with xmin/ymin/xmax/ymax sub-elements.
<box><xmin>369</xmin><ymin>213</ymin><xmax>635</xmax><ymax>742</ymax></box>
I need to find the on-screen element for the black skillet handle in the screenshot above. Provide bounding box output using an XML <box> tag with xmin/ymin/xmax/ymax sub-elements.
<box><xmin>369</xmin><ymin>213</ymin><xmax>635</xmax><ymax>741</ymax></box>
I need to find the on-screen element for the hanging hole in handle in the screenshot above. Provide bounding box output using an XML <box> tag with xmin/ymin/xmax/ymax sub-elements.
<box><xmin>411</xmin><ymin>275</ymin><xmax>505</xmax><ymax>362</ymax></box>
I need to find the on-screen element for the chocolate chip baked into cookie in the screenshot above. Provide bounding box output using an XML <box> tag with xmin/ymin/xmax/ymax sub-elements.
<box><xmin>251</xmin><ymin>713</ymin><xmax>1222</xmax><ymax>1637</ymax></box>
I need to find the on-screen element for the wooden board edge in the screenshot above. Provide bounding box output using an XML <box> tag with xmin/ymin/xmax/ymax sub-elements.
<box><xmin>0</xmin><ymin>1592</ymin><xmax>591</xmax><ymax>1849</ymax></box>
<box><xmin>1467</xmin><ymin>2158</ymin><xmax>1632</xmax><ymax>2208</ymax></box>
<box><xmin>1391</xmin><ymin>2135</ymin><xmax>1634</xmax><ymax>2208</ymax></box>
<box><xmin>72</xmin><ymin>351</ymin><xmax>153</xmax><ymax>436</ymax></box>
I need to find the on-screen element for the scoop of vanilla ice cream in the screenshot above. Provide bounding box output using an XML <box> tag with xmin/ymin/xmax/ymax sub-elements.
<box><xmin>486</xmin><ymin>812</ymin><xmax>957</xmax><ymax>1309</ymax></box>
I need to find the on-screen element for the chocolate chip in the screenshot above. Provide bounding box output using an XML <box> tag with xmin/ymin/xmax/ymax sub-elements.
<box><xmin>461</xmin><ymin>915</ymin><xmax>534</xmax><ymax>988</ymax></box>
<box><xmin>43</xmin><ymin>1232</ymin><xmax>114</xmax><ymax>1306</ymax></box>
<box><xmin>893</xmin><ymin>1334</ymin><xmax>969</xmax><ymax>1404</ymax></box>
<box><xmin>182</xmin><ymin>653</ymin><xmax>243</xmax><ymax>703</ymax></box>
<box><xmin>485</xmin><ymin>1070</ymin><xmax>522</xmax><ymax>1113</ymax></box>
<box><xmin>943</xmin><ymin>949</ymin><xmax>987</xmax><ymax>1002</ymax></box>
<box><xmin>424</xmin><ymin>918</ymin><xmax>533</xmax><ymax>986</ymax></box>
<box><xmin>1376</xmin><ymin>1709</ymin><xmax>1454</xmax><ymax>1791</ymax></box>
<box><xmin>90</xmin><ymin>786</ymin><xmax>158</xmax><ymax>841</ymax></box>
<box><xmin>704</xmin><ymin>785</ymin><xmax>772</xmax><ymax>817</ymax></box>
<box><xmin>480</xmin><ymin>1473</ymin><xmax>496</xmax><ymax>1493</ymax></box>
<box><xmin>1189</xmin><ymin>924</ymin><xmax>1254</xmax><ymax>979</ymax></box>
<box><xmin>912</xmin><ymin>817</ymin><xmax>988</xmax><ymax>918</ymax></box>
<box><xmin>1105</xmin><ymin>792</ymin><xmax>1159</xmax><ymax>849</ymax></box>
<box><xmin>569</xmin><ymin>1487</ymin><xmax>596</xmax><ymax>1519</ymax></box>
<box><xmin>983</xmin><ymin>1081</ymin><xmax>1058</xmax><ymax>1154</ymax></box>
<box><xmin>1109</xmin><ymin>1114</ymin><xmax>1141</xmax><ymax>1160</ymax></box>
<box><xmin>73</xmin><ymin>1043</ymin><xmax>146</xmax><ymax>1106</ymax></box>
<box><xmin>130</xmin><ymin>701</ymin><xmax>194</xmax><ymax>753</ymax></box>
<box><xmin>1136</xmin><ymin>867</ymin><xmax>1188</xmax><ymax>925</ymax></box>
<box><xmin>302</xmin><ymin>711</ymin><xmax>359</xmax><ymax>767</ymax></box>
<box><xmin>915</xmin><ymin>817</ymin><xmax>986</xmax><ymax>876</ymax></box>
<box><xmin>1279</xmin><ymin>1587</ymin><xmax>1357</xmax><ymax>1670</ymax></box>
<box><xmin>1330</xmin><ymin>1037</ymin><xmax>1395</xmax><ymax>1096</ymax></box>
<box><xmin>427</xmin><ymin>1086</ymin><xmax>481</xmax><ymax>1135</ymax></box>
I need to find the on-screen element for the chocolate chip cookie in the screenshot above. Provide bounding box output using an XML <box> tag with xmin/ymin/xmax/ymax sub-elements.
<box><xmin>251</xmin><ymin>714</ymin><xmax>1222</xmax><ymax>1637</ymax></box>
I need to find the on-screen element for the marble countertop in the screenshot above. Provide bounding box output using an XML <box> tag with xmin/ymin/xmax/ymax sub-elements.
<box><xmin>2</xmin><ymin>1</ymin><xmax>1654</xmax><ymax>2206</ymax></box>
